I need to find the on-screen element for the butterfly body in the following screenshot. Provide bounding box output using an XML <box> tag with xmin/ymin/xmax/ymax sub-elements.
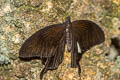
<box><xmin>65</xmin><ymin>17</ymin><xmax>73</xmax><ymax>52</ymax></box>
<box><xmin>19</xmin><ymin>16</ymin><xmax>105</xmax><ymax>79</ymax></box>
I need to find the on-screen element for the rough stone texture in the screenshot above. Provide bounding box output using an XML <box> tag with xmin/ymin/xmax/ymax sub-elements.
<box><xmin>0</xmin><ymin>0</ymin><xmax>120</xmax><ymax>80</ymax></box>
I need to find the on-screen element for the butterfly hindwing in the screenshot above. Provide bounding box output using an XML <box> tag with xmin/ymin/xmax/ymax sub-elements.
<box><xmin>47</xmin><ymin>34</ymin><xmax>66</xmax><ymax>69</ymax></box>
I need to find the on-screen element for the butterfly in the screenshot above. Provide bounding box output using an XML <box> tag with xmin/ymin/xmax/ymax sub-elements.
<box><xmin>19</xmin><ymin>16</ymin><xmax>105</xmax><ymax>79</ymax></box>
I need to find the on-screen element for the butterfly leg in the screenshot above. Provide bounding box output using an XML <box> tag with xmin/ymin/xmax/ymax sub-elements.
<box><xmin>40</xmin><ymin>58</ymin><xmax>51</xmax><ymax>79</ymax></box>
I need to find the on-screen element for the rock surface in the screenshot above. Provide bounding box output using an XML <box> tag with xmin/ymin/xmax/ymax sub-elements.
<box><xmin>0</xmin><ymin>0</ymin><xmax>120</xmax><ymax>80</ymax></box>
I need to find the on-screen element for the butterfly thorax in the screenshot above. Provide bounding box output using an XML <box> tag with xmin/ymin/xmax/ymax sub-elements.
<box><xmin>65</xmin><ymin>17</ymin><xmax>72</xmax><ymax>52</ymax></box>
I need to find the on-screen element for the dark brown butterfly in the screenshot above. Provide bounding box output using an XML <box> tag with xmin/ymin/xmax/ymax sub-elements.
<box><xmin>19</xmin><ymin>16</ymin><xmax>105</xmax><ymax>79</ymax></box>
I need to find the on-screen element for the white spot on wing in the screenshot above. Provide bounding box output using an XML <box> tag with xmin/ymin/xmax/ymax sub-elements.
<box><xmin>66</xmin><ymin>28</ymin><xmax>69</xmax><ymax>32</ymax></box>
<box><xmin>77</xmin><ymin>42</ymin><xmax>81</xmax><ymax>53</ymax></box>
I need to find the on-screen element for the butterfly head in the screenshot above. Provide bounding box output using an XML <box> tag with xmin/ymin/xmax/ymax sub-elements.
<box><xmin>65</xmin><ymin>16</ymin><xmax>71</xmax><ymax>24</ymax></box>
<box><xmin>65</xmin><ymin>16</ymin><xmax>70</xmax><ymax>22</ymax></box>
<box><xmin>64</xmin><ymin>16</ymin><xmax>72</xmax><ymax>29</ymax></box>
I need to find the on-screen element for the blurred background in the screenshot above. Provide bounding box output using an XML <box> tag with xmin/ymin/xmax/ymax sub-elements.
<box><xmin>0</xmin><ymin>0</ymin><xmax>120</xmax><ymax>80</ymax></box>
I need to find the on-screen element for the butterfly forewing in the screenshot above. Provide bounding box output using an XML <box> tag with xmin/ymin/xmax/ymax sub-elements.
<box><xmin>72</xmin><ymin>20</ymin><xmax>105</xmax><ymax>51</ymax></box>
<box><xmin>19</xmin><ymin>24</ymin><xmax>66</xmax><ymax>58</ymax></box>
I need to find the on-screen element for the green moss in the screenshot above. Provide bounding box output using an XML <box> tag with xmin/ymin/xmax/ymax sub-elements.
<box><xmin>99</xmin><ymin>1</ymin><xmax>120</xmax><ymax>29</ymax></box>
<box><xmin>0</xmin><ymin>55</ymin><xmax>10</xmax><ymax>65</ymax></box>
<box><xmin>115</xmin><ymin>56</ymin><xmax>120</xmax><ymax>69</ymax></box>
